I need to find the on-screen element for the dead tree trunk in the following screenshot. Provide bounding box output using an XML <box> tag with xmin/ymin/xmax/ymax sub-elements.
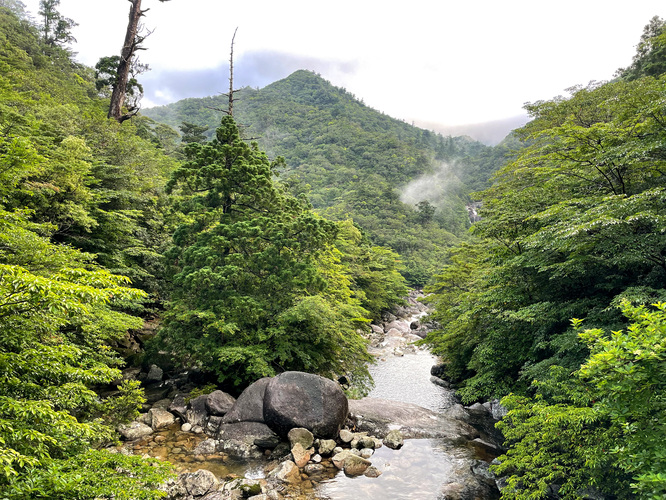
<box><xmin>108</xmin><ymin>0</ymin><xmax>144</xmax><ymax>122</ymax></box>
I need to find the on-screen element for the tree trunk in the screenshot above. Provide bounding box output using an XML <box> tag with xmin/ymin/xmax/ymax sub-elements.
<box><xmin>108</xmin><ymin>0</ymin><xmax>142</xmax><ymax>122</ymax></box>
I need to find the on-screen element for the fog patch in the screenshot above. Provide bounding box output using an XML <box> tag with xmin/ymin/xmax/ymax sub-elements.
<box><xmin>400</xmin><ymin>162</ymin><xmax>464</xmax><ymax>208</ymax></box>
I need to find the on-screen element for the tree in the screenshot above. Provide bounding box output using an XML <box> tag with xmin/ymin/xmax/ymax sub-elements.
<box><xmin>107</xmin><ymin>0</ymin><xmax>170</xmax><ymax>123</ymax></box>
<box><xmin>617</xmin><ymin>16</ymin><xmax>666</xmax><ymax>80</ymax></box>
<box><xmin>38</xmin><ymin>0</ymin><xmax>77</xmax><ymax>47</ymax></box>
<box><xmin>0</xmin><ymin>209</ymin><xmax>173</xmax><ymax>498</ymax></box>
<box><xmin>155</xmin><ymin>115</ymin><xmax>372</xmax><ymax>388</ymax></box>
<box><xmin>179</xmin><ymin>121</ymin><xmax>209</xmax><ymax>144</ymax></box>
<box><xmin>423</xmin><ymin>76</ymin><xmax>666</xmax><ymax>403</ymax></box>
<box><xmin>494</xmin><ymin>302</ymin><xmax>666</xmax><ymax>499</ymax></box>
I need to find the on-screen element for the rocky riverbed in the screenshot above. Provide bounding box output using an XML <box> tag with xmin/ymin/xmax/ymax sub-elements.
<box><xmin>112</xmin><ymin>291</ymin><xmax>505</xmax><ymax>499</ymax></box>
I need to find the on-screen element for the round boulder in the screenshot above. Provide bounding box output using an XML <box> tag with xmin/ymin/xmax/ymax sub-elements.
<box><xmin>263</xmin><ymin>371</ymin><xmax>348</xmax><ymax>438</ymax></box>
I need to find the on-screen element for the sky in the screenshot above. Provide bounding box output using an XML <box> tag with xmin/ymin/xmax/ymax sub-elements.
<box><xmin>20</xmin><ymin>0</ymin><xmax>666</xmax><ymax>135</ymax></box>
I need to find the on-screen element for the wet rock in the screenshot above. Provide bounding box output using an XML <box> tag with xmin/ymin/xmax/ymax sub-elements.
<box><xmin>287</xmin><ymin>427</ymin><xmax>314</xmax><ymax>450</ymax></box>
<box><xmin>364</xmin><ymin>466</ymin><xmax>382</xmax><ymax>478</ymax></box>
<box><xmin>431</xmin><ymin>376</ymin><xmax>452</xmax><ymax>388</ymax></box>
<box><xmin>269</xmin><ymin>460</ymin><xmax>301</xmax><ymax>484</ymax></box>
<box><xmin>332</xmin><ymin>450</ymin><xmax>371</xmax><ymax>476</ymax></box>
<box><xmin>290</xmin><ymin>442</ymin><xmax>312</xmax><ymax>468</ymax></box>
<box><xmin>348</xmin><ymin>398</ymin><xmax>479</xmax><ymax>442</ymax></box>
<box><xmin>185</xmin><ymin>395</ymin><xmax>209</xmax><ymax>428</ymax></box>
<box><xmin>431</xmin><ymin>363</ymin><xmax>447</xmax><ymax>378</ymax></box>
<box><xmin>263</xmin><ymin>372</ymin><xmax>348</xmax><ymax>438</ymax></box>
<box><xmin>317</xmin><ymin>439</ymin><xmax>336</xmax><ymax>456</ymax></box>
<box><xmin>206</xmin><ymin>415</ymin><xmax>223</xmax><ymax>435</ymax></box>
<box><xmin>360</xmin><ymin>448</ymin><xmax>374</xmax><ymax>458</ymax></box>
<box><xmin>222</xmin><ymin>377</ymin><xmax>271</xmax><ymax>424</ymax></box>
<box><xmin>383</xmin><ymin>430</ymin><xmax>404</xmax><ymax>450</ymax></box>
<box><xmin>168</xmin><ymin>394</ymin><xmax>188</xmax><ymax>421</ymax></box>
<box><xmin>181</xmin><ymin>422</ymin><xmax>192</xmax><ymax>432</ymax></box>
<box><xmin>206</xmin><ymin>390</ymin><xmax>236</xmax><ymax>416</ymax></box>
<box><xmin>216</xmin><ymin>421</ymin><xmax>278</xmax><ymax>458</ymax></box>
<box><xmin>145</xmin><ymin>364</ymin><xmax>164</xmax><ymax>383</ymax></box>
<box><xmin>193</xmin><ymin>438</ymin><xmax>217</xmax><ymax>455</ymax></box>
<box><xmin>304</xmin><ymin>463</ymin><xmax>325</xmax><ymax>475</ymax></box>
<box><xmin>117</xmin><ymin>421</ymin><xmax>153</xmax><ymax>440</ymax></box>
<box><xmin>149</xmin><ymin>408</ymin><xmax>176</xmax><ymax>430</ymax></box>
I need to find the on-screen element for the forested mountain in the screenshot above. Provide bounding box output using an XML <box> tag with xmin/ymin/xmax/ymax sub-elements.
<box><xmin>143</xmin><ymin>71</ymin><xmax>510</xmax><ymax>284</ymax></box>
<box><xmin>0</xmin><ymin>5</ymin><xmax>408</xmax><ymax>497</ymax></box>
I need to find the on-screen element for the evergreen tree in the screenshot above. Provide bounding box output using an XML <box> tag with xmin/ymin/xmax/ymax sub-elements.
<box><xmin>156</xmin><ymin>115</ymin><xmax>372</xmax><ymax>388</ymax></box>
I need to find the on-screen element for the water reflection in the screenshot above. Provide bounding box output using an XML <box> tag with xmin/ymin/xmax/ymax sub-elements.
<box><xmin>368</xmin><ymin>349</ymin><xmax>459</xmax><ymax>411</ymax></box>
<box><xmin>318</xmin><ymin>439</ymin><xmax>471</xmax><ymax>499</ymax></box>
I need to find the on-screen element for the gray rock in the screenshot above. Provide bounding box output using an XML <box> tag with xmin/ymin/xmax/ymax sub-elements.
<box><xmin>145</xmin><ymin>364</ymin><xmax>164</xmax><ymax>383</ymax></box>
<box><xmin>304</xmin><ymin>463</ymin><xmax>325</xmax><ymax>475</ymax></box>
<box><xmin>149</xmin><ymin>408</ymin><xmax>176</xmax><ymax>430</ymax></box>
<box><xmin>360</xmin><ymin>448</ymin><xmax>374</xmax><ymax>458</ymax></box>
<box><xmin>348</xmin><ymin>398</ymin><xmax>479</xmax><ymax>442</ymax></box>
<box><xmin>263</xmin><ymin>372</ymin><xmax>348</xmax><ymax>438</ymax></box>
<box><xmin>364</xmin><ymin>466</ymin><xmax>382</xmax><ymax>478</ymax></box>
<box><xmin>117</xmin><ymin>421</ymin><xmax>153</xmax><ymax>440</ymax></box>
<box><xmin>431</xmin><ymin>376</ymin><xmax>452</xmax><ymax>388</ymax></box>
<box><xmin>185</xmin><ymin>394</ymin><xmax>209</xmax><ymax>428</ymax></box>
<box><xmin>317</xmin><ymin>439</ymin><xmax>337</xmax><ymax>456</ymax></box>
<box><xmin>206</xmin><ymin>415</ymin><xmax>223</xmax><ymax>435</ymax></box>
<box><xmin>222</xmin><ymin>377</ymin><xmax>271</xmax><ymax>424</ymax></box>
<box><xmin>290</xmin><ymin>442</ymin><xmax>312</xmax><ymax>468</ymax></box>
<box><xmin>383</xmin><ymin>429</ymin><xmax>404</xmax><ymax>450</ymax></box>
<box><xmin>206</xmin><ymin>390</ymin><xmax>236</xmax><ymax>416</ymax></box>
<box><xmin>194</xmin><ymin>438</ymin><xmax>217</xmax><ymax>455</ymax></box>
<box><xmin>168</xmin><ymin>393</ymin><xmax>188</xmax><ymax>421</ymax></box>
<box><xmin>180</xmin><ymin>469</ymin><xmax>218</xmax><ymax>497</ymax></box>
<box><xmin>332</xmin><ymin>450</ymin><xmax>371</xmax><ymax>476</ymax></box>
<box><xmin>339</xmin><ymin>429</ymin><xmax>354</xmax><ymax>443</ymax></box>
<box><xmin>216</xmin><ymin>421</ymin><xmax>278</xmax><ymax>458</ymax></box>
<box><xmin>287</xmin><ymin>427</ymin><xmax>314</xmax><ymax>450</ymax></box>
<box><xmin>269</xmin><ymin>460</ymin><xmax>300</xmax><ymax>484</ymax></box>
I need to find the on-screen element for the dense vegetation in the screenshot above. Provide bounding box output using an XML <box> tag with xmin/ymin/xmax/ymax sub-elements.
<box><xmin>143</xmin><ymin>71</ymin><xmax>507</xmax><ymax>285</ymax></box>
<box><xmin>0</xmin><ymin>3</ymin><xmax>412</xmax><ymax>496</ymax></box>
<box><xmin>6</xmin><ymin>0</ymin><xmax>665</xmax><ymax>498</ymax></box>
<box><xmin>423</xmin><ymin>16</ymin><xmax>666</xmax><ymax>499</ymax></box>
<box><xmin>0</xmin><ymin>3</ymin><xmax>175</xmax><ymax>498</ymax></box>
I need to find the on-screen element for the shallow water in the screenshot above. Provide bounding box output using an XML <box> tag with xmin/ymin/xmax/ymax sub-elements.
<box><xmin>317</xmin><ymin>439</ymin><xmax>471</xmax><ymax>500</ymax></box>
<box><xmin>367</xmin><ymin>348</ymin><xmax>459</xmax><ymax>411</ymax></box>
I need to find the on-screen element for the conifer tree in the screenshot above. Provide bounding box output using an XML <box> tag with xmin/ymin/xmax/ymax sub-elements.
<box><xmin>157</xmin><ymin>115</ymin><xmax>371</xmax><ymax>387</ymax></box>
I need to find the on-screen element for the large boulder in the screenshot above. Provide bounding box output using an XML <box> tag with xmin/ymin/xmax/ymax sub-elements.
<box><xmin>263</xmin><ymin>371</ymin><xmax>348</xmax><ymax>438</ymax></box>
<box><xmin>221</xmin><ymin>377</ymin><xmax>271</xmax><ymax>424</ymax></box>
<box><xmin>216</xmin><ymin>421</ymin><xmax>279</xmax><ymax>457</ymax></box>
<box><xmin>185</xmin><ymin>394</ymin><xmax>209</xmax><ymax>428</ymax></box>
<box><xmin>205</xmin><ymin>390</ymin><xmax>235</xmax><ymax>416</ymax></box>
<box><xmin>117</xmin><ymin>421</ymin><xmax>153</xmax><ymax>440</ymax></box>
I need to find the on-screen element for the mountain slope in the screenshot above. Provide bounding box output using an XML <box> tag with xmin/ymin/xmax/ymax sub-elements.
<box><xmin>143</xmin><ymin>70</ymin><xmax>510</xmax><ymax>284</ymax></box>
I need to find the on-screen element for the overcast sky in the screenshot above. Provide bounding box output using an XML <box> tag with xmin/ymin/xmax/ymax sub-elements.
<box><xmin>20</xmin><ymin>0</ymin><xmax>666</xmax><ymax>129</ymax></box>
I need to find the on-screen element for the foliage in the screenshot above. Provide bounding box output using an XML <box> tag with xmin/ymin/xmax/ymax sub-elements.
<box><xmin>0</xmin><ymin>7</ymin><xmax>175</xmax><ymax>497</ymax></box>
<box><xmin>0</xmin><ymin>210</ymin><xmax>173</xmax><ymax>498</ymax></box>
<box><xmin>494</xmin><ymin>302</ymin><xmax>666</xmax><ymax>499</ymax></box>
<box><xmin>154</xmin><ymin>115</ymin><xmax>373</xmax><ymax>388</ymax></box>
<box><xmin>423</xmin><ymin>74</ymin><xmax>666</xmax><ymax>404</ymax></box>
